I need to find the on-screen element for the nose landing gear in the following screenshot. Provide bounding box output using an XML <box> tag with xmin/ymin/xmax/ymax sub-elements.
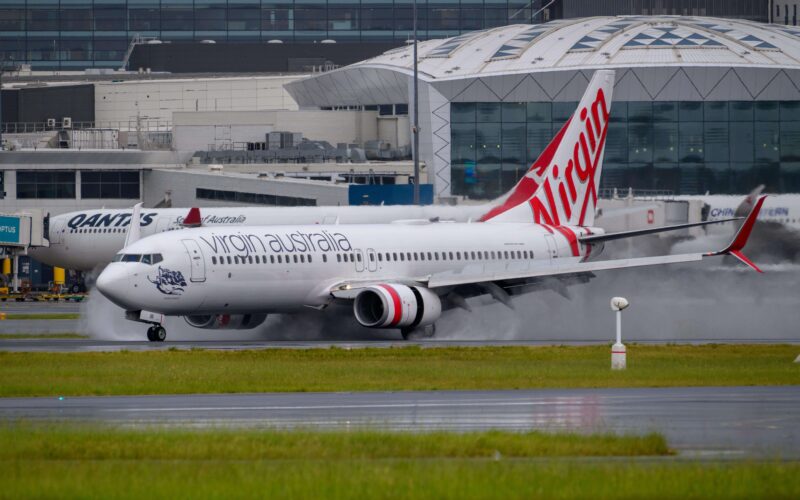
<box><xmin>146</xmin><ymin>325</ymin><xmax>167</xmax><ymax>342</ymax></box>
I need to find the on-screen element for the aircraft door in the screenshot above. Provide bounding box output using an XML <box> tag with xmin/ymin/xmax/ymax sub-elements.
<box><xmin>50</xmin><ymin>218</ymin><xmax>65</xmax><ymax>244</ymax></box>
<box><xmin>354</xmin><ymin>249</ymin><xmax>365</xmax><ymax>272</ymax></box>
<box><xmin>181</xmin><ymin>239</ymin><xmax>206</xmax><ymax>282</ymax></box>
<box><xmin>366</xmin><ymin>248</ymin><xmax>378</xmax><ymax>272</ymax></box>
<box><xmin>543</xmin><ymin>234</ymin><xmax>558</xmax><ymax>260</ymax></box>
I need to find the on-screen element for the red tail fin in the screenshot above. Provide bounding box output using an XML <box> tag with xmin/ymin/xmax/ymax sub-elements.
<box><xmin>480</xmin><ymin>70</ymin><xmax>615</xmax><ymax>226</ymax></box>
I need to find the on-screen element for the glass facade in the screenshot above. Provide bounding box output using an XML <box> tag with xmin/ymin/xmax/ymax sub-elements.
<box><xmin>451</xmin><ymin>100</ymin><xmax>800</xmax><ymax>199</ymax></box>
<box><xmin>81</xmin><ymin>170</ymin><xmax>140</xmax><ymax>198</ymax></box>
<box><xmin>0</xmin><ymin>0</ymin><xmax>549</xmax><ymax>69</ymax></box>
<box><xmin>16</xmin><ymin>171</ymin><xmax>76</xmax><ymax>199</ymax></box>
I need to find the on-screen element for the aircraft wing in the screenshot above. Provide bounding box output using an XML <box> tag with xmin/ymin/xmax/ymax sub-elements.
<box><xmin>329</xmin><ymin>195</ymin><xmax>766</xmax><ymax>298</ymax></box>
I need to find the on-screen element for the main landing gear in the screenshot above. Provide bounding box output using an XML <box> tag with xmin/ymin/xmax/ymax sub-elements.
<box><xmin>146</xmin><ymin>325</ymin><xmax>167</xmax><ymax>342</ymax></box>
<box><xmin>401</xmin><ymin>324</ymin><xmax>436</xmax><ymax>340</ymax></box>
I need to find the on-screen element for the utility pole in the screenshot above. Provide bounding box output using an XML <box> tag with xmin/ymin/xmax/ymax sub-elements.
<box><xmin>412</xmin><ymin>0</ymin><xmax>420</xmax><ymax>205</ymax></box>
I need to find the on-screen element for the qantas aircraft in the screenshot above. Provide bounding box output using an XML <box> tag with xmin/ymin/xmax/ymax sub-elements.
<box><xmin>96</xmin><ymin>70</ymin><xmax>766</xmax><ymax>342</ymax></box>
<box><xmin>32</xmin><ymin>201</ymin><xmax>493</xmax><ymax>272</ymax></box>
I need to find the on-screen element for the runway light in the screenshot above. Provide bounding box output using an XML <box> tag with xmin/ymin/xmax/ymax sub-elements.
<box><xmin>610</xmin><ymin>297</ymin><xmax>629</xmax><ymax>371</ymax></box>
<box><xmin>58</xmin><ymin>396</ymin><xmax>64</xmax><ymax>401</ymax></box>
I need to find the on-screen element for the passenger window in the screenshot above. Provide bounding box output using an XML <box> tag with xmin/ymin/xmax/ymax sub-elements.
<box><xmin>337</xmin><ymin>254</ymin><xmax>341</xmax><ymax>263</ymax></box>
<box><xmin>406</xmin><ymin>252</ymin><xmax>412</xmax><ymax>261</ymax></box>
<box><xmin>277</xmin><ymin>255</ymin><xmax>282</xmax><ymax>264</ymax></box>
<box><xmin>270</xmin><ymin>255</ymin><xmax>275</xmax><ymax>264</ymax></box>
<box><xmin>400</xmin><ymin>253</ymin><xmax>405</xmax><ymax>262</ymax></box>
<box><xmin>308</xmin><ymin>255</ymin><xmax>313</xmax><ymax>263</ymax></box>
<box><xmin>227</xmin><ymin>256</ymin><xmax>232</xmax><ymax>264</ymax></box>
<box><xmin>369</xmin><ymin>253</ymin><xmax>374</xmax><ymax>262</ymax></box>
<box><xmin>413</xmin><ymin>252</ymin><xmax>418</xmax><ymax>260</ymax></box>
<box><xmin>293</xmin><ymin>255</ymin><xmax>298</xmax><ymax>263</ymax></box>
<box><xmin>212</xmin><ymin>256</ymin><xmax>217</xmax><ymax>265</ymax></box>
<box><xmin>427</xmin><ymin>252</ymin><xmax>432</xmax><ymax>260</ymax></box>
<box><xmin>378</xmin><ymin>253</ymin><xmax>382</xmax><ymax>262</ymax></box>
<box><xmin>393</xmin><ymin>252</ymin><xmax>398</xmax><ymax>261</ymax></box>
<box><xmin>300</xmin><ymin>254</ymin><xmax>305</xmax><ymax>263</ymax></box>
<box><xmin>248</xmin><ymin>256</ymin><xmax>253</xmax><ymax>264</ymax></box>
<box><xmin>323</xmin><ymin>254</ymin><xmax>327</xmax><ymax>263</ymax></box>
<box><xmin>420</xmin><ymin>253</ymin><xmax>425</xmax><ymax>261</ymax></box>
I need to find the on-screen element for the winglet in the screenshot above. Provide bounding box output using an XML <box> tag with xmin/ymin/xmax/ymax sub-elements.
<box><xmin>706</xmin><ymin>195</ymin><xmax>766</xmax><ymax>272</ymax></box>
<box><xmin>123</xmin><ymin>202</ymin><xmax>143</xmax><ymax>248</ymax></box>
<box><xmin>182</xmin><ymin>207</ymin><xmax>202</xmax><ymax>227</ymax></box>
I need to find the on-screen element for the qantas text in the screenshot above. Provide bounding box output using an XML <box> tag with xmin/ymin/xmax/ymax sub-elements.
<box><xmin>68</xmin><ymin>212</ymin><xmax>156</xmax><ymax>229</ymax></box>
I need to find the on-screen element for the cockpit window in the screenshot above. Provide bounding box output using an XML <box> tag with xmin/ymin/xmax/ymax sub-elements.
<box><xmin>117</xmin><ymin>253</ymin><xmax>163</xmax><ymax>264</ymax></box>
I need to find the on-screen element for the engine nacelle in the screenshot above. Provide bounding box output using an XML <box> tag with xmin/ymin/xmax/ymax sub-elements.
<box><xmin>184</xmin><ymin>314</ymin><xmax>267</xmax><ymax>330</ymax></box>
<box><xmin>353</xmin><ymin>284</ymin><xmax>441</xmax><ymax>329</ymax></box>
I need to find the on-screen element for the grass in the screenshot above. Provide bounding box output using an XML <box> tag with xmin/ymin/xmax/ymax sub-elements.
<box><xmin>0</xmin><ymin>333</ymin><xmax>88</xmax><ymax>339</ymax></box>
<box><xmin>1</xmin><ymin>313</ymin><xmax>80</xmax><ymax>320</ymax></box>
<box><xmin>0</xmin><ymin>425</ymin><xmax>671</xmax><ymax>460</ymax></box>
<box><xmin>0</xmin><ymin>425</ymin><xmax>797</xmax><ymax>499</ymax></box>
<box><xmin>0</xmin><ymin>344</ymin><xmax>797</xmax><ymax>397</ymax></box>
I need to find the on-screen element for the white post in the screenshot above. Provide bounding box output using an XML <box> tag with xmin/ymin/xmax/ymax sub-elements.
<box><xmin>610</xmin><ymin>297</ymin><xmax>628</xmax><ymax>370</ymax></box>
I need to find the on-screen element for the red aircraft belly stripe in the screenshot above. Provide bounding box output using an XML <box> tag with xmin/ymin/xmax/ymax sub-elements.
<box><xmin>553</xmin><ymin>226</ymin><xmax>580</xmax><ymax>257</ymax></box>
<box><xmin>380</xmin><ymin>285</ymin><xmax>403</xmax><ymax>326</ymax></box>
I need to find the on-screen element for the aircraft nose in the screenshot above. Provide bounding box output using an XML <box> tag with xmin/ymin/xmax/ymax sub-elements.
<box><xmin>96</xmin><ymin>264</ymin><xmax>132</xmax><ymax>309</ymax></box>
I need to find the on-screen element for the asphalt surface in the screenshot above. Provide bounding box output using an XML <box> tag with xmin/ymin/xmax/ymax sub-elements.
<box><xmin>0</xmin><ymin>301</ymin><xmax>82</xmax><ymax>334</ymax></box>
<box><xmin>1</xmin><ymin>338</ymin><xmax>799</xmax><ymax>352</ymax></box>
<box><xmin>1</xmin><ymin>386</ymin><xmax>797</xmax><ymax>458</ymax></box>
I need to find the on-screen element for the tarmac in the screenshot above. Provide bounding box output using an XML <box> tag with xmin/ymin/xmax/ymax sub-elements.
<box><xmin>1</xmin><ymin>338</ymin><xmax>799</xmax><ymax>352</ymax></box>
<box><xmin>1</xmin><ymin>386</ymin><xmax>797</xmax><ymax>458</ymax></box>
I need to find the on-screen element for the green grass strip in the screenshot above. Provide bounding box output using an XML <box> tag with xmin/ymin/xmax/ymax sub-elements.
<box><xmin>1</xmin><ymin>313</ymin><xmax>80</xmax><ymax>320</ymax></box>
<box><xmin>0</xmin><ymin>425</ymin><xmax>670</xmax><ymax>460</ymax></box>
<box><xmin>0</xmin><ymin>333</ymin><xmax>87</xmax><ymax>340</ymax></box>
<box><xmin>0</xmin><ymin>344</ymin><xmax>797</xmax><ymax>397</ymax></box>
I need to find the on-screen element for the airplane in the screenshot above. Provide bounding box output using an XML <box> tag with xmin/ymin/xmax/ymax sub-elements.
<box><xmin>675</xmin><ymin>185</ymin><xmax>800</xmax><ymax>232</ymax></box>
<box><xmin>95</xmin><ymin>70</ymin><xmax>766</xmax><ymax>342</ymax></box>
<box><xmin>31</xmin><ymin>201</ymin><xmax>492</xmax><ymax>272</ymax></box>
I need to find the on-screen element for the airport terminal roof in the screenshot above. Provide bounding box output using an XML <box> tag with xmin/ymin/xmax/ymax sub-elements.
<box><xmin>352</xmin><ymin>16</ymin><xmax>800</xmax><ymax>81</ymax></box>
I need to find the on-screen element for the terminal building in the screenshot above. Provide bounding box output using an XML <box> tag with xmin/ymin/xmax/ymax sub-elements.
<box><xmin>287</xmin><ymin>15</ymin><xmax>800</xmax><ymax>199</ymax></box>
<box><xmin>0</xmin><ymin>1</ymin><xmax>769</xmax><ymax>72</ymax></box>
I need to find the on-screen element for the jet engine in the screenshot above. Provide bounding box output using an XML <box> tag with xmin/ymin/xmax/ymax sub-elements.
<box><xmin>184</xmin><ymin>314</ymin><xmax>267</xmax><ymax>330</ymax></box>
<box><xmin>353</xmin><ymin>284</ymin><xmax>441</xmax><ymax>329</ymax></box>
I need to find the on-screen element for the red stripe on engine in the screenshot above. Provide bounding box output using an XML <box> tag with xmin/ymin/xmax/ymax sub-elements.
<box><xmin>380</xmin><ymin>285</ymin><xmax>403</xmax><ymax>326</ymax></box>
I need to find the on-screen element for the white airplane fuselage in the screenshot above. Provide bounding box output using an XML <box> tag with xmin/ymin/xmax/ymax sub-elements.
<box><xmin>33</xmin><ymin>204</ymin><xmax>490</xmax><ymax>271</ymax></box>
<box><xmin>676</xmin><ymin>194</ymin><xmax>800</xmax><ymax>231</ymax></box>
<box><xmin>98</xmin><ymin>221</ymin><xmax>597</xmax><ymax>316</ymax></box>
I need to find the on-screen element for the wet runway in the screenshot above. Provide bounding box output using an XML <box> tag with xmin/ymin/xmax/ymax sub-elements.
<box><xmin>1</xmin><ymin>386</ymin><xmax>797</xmax><ymax>458</ymax></box>
<box><xmin>2</xmin><ymin>337</ymin><xmax>799</xmax><ymax>352</ymax></box>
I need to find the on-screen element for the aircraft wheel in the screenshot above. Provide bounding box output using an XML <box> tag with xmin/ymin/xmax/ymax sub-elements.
<box><xmin>146</xmin><ymin>326</ymin><xmax>156</xmax><ymax>342</ymax></box>
<box><xmin>400</xmin><ymin>324</ymin><xmax>436</xmax><ymax>340</ymax></box>
<box><xmin>154</xmin><ymin>326</ymin><xmax>167</xmax><ymax>342</ymax></box>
